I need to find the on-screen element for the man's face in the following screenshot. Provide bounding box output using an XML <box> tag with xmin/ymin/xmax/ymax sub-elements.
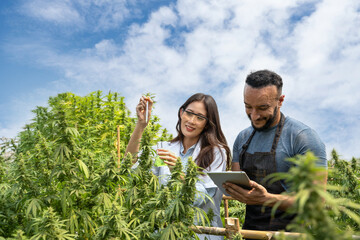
<box><xmin>244</xmin><ymin>84</ymin><xmax>284</xmax><ymax>131</ymax></box>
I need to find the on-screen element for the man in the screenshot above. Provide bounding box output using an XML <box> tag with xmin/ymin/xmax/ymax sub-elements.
<box><xmin>223</xmin><ymin>70</ymin><xmax>327</xmax><ymax>231</ymax></box>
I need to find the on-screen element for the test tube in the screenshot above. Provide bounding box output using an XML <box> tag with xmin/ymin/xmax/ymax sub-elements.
<box><xmin>145</xmin><ymin>100</ymin><xmax>149</xmax><ymax>123</ymax></box>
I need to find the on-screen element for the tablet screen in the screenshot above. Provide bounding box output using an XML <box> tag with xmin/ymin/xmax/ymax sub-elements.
<box><xmin>207</xmin><ymin>171</ymin><xmax>251</xmax><ymax>195</ymax></box>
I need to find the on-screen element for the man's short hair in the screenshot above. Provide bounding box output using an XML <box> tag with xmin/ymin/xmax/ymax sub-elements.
<box><xmin>245</xmin><ymin>70</ymin><xmax>283</xmax><ymax>95</ymax></box>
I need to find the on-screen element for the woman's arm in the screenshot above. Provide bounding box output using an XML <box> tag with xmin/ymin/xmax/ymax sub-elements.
<box><xmin>125</xmin><ymin>96</ymin><xmax>153</xmax><ymax>164</ymax></box>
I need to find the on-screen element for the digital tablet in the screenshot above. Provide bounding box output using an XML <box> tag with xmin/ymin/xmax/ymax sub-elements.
<box><xmin>207</xmin><ymin>171</ymin><xmax>252</xmax><ymax>196</ymax></box>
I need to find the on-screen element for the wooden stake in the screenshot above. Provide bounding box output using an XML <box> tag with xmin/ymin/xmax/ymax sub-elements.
<box><xmin>190</xmin><ymin>226</ymin><xmax>227</xmax><ymax>236</ymax></box>
<box><xmin>117</xmin><ymin>125</ymin><xmax>121</xmax><ymax>168</ymax></box>
<box><xmin>117</xmin><ymin>126</ymin><xmax>122</xmax><ymax>203</ymax></box>
<box><xmin>191</xmin><ymin>218</ymin><xmax>306</xmax><ymax>240</ymax></box>
<box><xmin>191</xmin><ymin>217</ymin><xmax>273</xmax><ymax>240</ymax></box>
<box><xmin>224</xmin><ymin>198</ymin><xmax>229</xmax><ymax>218</ymax></box>
<box><xmin>192</xmin><ymin>215</ymin><xmax>358</xmax><ymax>239</ymax></box>
<box><xmin>223</xmin><ymin>194</ymin><xmax>233</xmax><ymax>219</ymax></box>
<box><xmin>225</xmin><ymin>217</ymin><xmax>241</xmax><ymax>239</ymax></box>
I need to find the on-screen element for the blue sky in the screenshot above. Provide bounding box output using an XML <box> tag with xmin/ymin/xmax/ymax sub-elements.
<box><xmin>1</xmin><ymin>0</ymin><xmax>360</xmax><ymax>160</ymax></box>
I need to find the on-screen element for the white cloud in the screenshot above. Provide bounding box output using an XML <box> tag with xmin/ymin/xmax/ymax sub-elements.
<box><xmin>5</xmin><ymin>0</ymin><xmax>360</xmax><ymax>160</ymax></box>
<box><xmin>76</xmin><ymin>0</ymin><xmax>130</xmax><ymax>31</ymax></box>
<box><xmin>22</xmin><ymin>0</ymin><xmax>82</xmax><ymax>25</ymax></box>
<box><xmin>283</xmin><ymin>0</ymin><xmax>360</xmax><ymax>122</ymax></box>
<box><xmin>21</xmin><ymin>0</ymin><xmax>130</xmax><ymax>31</ymax></box>
<box><xmin>294</xmin><ymin>0</ymin><xmax>359</xmax><ymax>70</ymax></box>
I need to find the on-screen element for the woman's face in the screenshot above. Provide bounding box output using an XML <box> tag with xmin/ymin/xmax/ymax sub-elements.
<box><xmin>180</xmin><ymin>101</ymin><xmax>208</xmax><ymax>141</ymax></box>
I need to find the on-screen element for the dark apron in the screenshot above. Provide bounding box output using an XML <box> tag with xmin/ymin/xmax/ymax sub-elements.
<box><xmin>239</xmin><ymin>113</ymin><xmax>294</xmax><ymax>231</ymax></box>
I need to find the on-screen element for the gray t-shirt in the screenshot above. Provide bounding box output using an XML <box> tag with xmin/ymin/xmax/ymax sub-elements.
<box><xmin>233</xmin><ymin>115</ymin><xmax>327</xmax><ymax>190</ymax></box>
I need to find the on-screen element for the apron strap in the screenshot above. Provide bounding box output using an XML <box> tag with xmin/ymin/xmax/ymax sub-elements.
<box><xmin>239</xmin><ymin>129</ymin><xmax>256</xmax><ymax>168</ymax></box>
<box><xmin>270</xmin><ymin>113</ymin><xmax>285</xmax><ymax>153</ymax></box>
<box><xmin>240</xmin><ymin>112</ymin><xmax>286</xmax><ymax>165</ymax></box>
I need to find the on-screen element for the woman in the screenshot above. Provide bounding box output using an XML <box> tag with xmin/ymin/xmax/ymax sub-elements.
<box><xmin>126</xmin><ymin>93</ymin><xmax>231</xmax><ymax>240</ymax></box>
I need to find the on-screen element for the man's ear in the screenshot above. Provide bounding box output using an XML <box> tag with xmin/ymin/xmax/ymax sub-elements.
<box><xmin>279</xmin><ymin>95</ymin><xmax>285</xmax><ymax>106</ymax></box>
<box><xmin>279</xmin><ymin>95</ymin><xmax>285</xmax><ymax>101</ymax></box>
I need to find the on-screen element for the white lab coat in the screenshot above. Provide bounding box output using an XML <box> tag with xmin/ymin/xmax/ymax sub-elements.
<box><xmin>152</xmin><ymin>141</ymin><xmax>226</xmax><ymax>240</ymax></box>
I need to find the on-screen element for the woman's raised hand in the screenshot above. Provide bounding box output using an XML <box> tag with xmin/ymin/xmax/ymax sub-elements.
<box><xmin>136</xmin><ymin>96</ymin><xmax>153</xmax><ymax>127</ymax></box>
<box><xmin>125</xmin><ymin>96</ymin><xmax>154</xmax><ymax>159</ymax></box>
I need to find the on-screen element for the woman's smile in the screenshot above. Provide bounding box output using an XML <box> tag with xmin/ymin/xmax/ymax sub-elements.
<box><xmin>185</xmin><ymin>124</ymin><xmax>195</xmax><ymax>132</ymax></box>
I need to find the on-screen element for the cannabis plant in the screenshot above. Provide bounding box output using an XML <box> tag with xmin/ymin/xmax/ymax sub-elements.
<box><xmin>0</xmin><ymin>91</ymin><xmax>206</xmax><ymax>240</ymax></box>
<box><xmin>268</xmin><ymin>152</ymin><xmax>360</xmax><ymax>240</ymax></box>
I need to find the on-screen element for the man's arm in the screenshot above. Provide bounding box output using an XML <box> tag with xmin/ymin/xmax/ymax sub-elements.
<box><xmin>231</xmin><ymin>162</ymin><xmax>240</xmax><ymax>171</ymax></box>
<box><xmin>295</xmin><ymin>128</ymin><xmax>328</xmax><ymax>188</ymax></box>
<box><xmin>223</xmin><ymin>181</ymin><xmax>294</xmax><ymax>211</ymax></box>
<box><xmin>231</xmin><ymin>133</ymin><xmax>243</xmax><ymax>171</ymax></box>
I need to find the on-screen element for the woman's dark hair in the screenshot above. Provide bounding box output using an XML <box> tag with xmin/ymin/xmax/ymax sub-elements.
<box><xmin>171</xmin><ymin>93</ymin><xmax>231</xmax><ymax>171</ymax></box>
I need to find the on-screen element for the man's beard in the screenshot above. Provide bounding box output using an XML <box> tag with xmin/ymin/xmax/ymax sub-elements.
<box><xmin>248</xmin><ymin>106</ymin><xmax>279</xmax><ymax>131</ymax></box>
